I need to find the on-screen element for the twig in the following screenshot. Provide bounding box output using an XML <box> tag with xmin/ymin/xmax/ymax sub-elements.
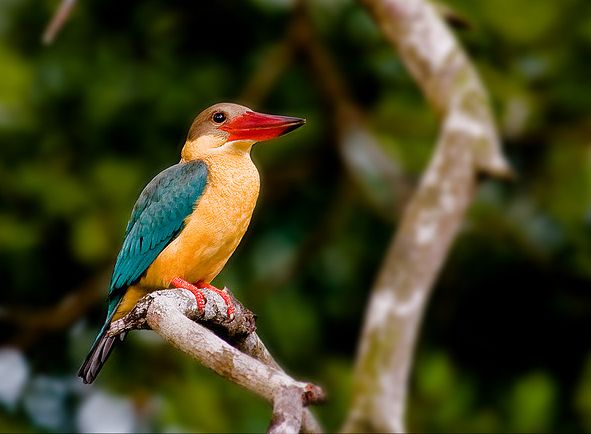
<box><xmin>293</xmin><ymin>2</ymin><xmax>412</xmax><ymax>218</ymax></box>
<box><xmin>110</xmin><ymin>288</ymin><xmax>325</xmax><ymax>433</ymax></box>
<box><xmin>1</xmin><ymin>283</ymin><xmax>103</xmax><ymax>330</ymax></box>
<box><xmin>42</xmin><ymin>0</ymin><xmax>77</xmax><ymax>45</ymax></box>
<box><xmin>343</xmin><ymin>0</ymin><xmax>512</xmax><ymax>432</ymax></box>
<box><xmin>238</xmin><ymin>41</ymin><xmax>295</xmax><ymax>107</ymax></box>
<box><xmin>0</xmin><ymin>274</ymin><xmax>106</xmax><ymax>348</ymax></box>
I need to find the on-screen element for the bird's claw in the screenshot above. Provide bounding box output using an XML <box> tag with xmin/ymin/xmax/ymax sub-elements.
<box><xmin>170</xmin><ymin>278</ymin><xmax>236</xmax><ymax>320</ymax></box>
<box><xmin>170</xmin><ymin>277</ymin><xmax>206</xmax><ymax>312</ymax></box>
<box><xmin>196</xmin><ymin>281</ymin><xmax>236</xmax><ymax>321</ymax></box>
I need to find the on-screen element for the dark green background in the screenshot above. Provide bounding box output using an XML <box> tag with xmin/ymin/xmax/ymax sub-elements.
<box><xmin>1</xmin><ymin>0</ymin><xmax>590</xmax><ymax>432</ymax></box>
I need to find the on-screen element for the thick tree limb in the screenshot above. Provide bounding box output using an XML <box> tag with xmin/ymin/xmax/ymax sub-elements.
<box><xmin>109</xmin><ymin>288</ymin><xmax>324</xmax><ymax>433</ymax></box>
<box><xmin>343</xmin><ymin>0</ymin><xmax>512</xmax><ymax>432</ymax></box>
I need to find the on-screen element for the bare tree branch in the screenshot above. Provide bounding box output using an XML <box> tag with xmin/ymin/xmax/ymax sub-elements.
<box><xmin>238</xmin><ymin>41</ymin><xmax>295</xmax><ymax>107</ymax></box>
<box><xmin>268</xmin><ymin>385</ymin><xmax>304</xmax><ymax>434</ymax></box>
<box><xmin>343</xmin><ymin>0</ymin><xmax>512</xmax><ymax>432</ymax></box>
<box><xmin>237</xmin><ymin>1</ymin><xmax>412</xmax><ymax>219</ymax></box>
<box><xmin>110</xmin><ymin>288</ymin><xmax>325</xmax><ymax>433</ymax></box>
<box><xmin>361</xmin><ymin>0</ymin><xmax>511</xmax><ymax>178</ymax></box>
<box><xmin>293</xmin><ymin>2</ymin><xmax>412</xmax><ymax>218</ymax></box>
<box><xmin>42</xmin><ymin>0</ymin><xmax>77</xmax><ymax>45</ymax></box>
<box><xmin>0</xmin><ymin>273</ymin><xmax>107</xmax><ymax>348</ymax></box>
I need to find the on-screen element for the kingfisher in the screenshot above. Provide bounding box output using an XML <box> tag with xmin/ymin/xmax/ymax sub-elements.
<box><xmin>78</xmin><ymin>103</ymin><xmax>305</xmax><ymax>384</ymax></box>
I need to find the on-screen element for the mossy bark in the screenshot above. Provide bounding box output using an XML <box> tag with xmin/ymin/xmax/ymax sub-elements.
<box><xmin>343</xmin><ymin>0</ymin><xmax>511</xmax><ymax>432</ymax></box>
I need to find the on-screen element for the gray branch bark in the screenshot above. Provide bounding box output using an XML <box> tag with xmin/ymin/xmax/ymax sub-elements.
<box><xmin>109</xmin><ymin>288</ymin><xmax>324</xmax><ymax>434</ymax></box>
<box><xmin>268</xmin><ymin>385</ymin><xmax>304</xmax><ymax>434</ymax></box>
<box><xmin>343</xmin><ymin>0</ymin><xmax>512</xmax><ymax>432</ymax></box>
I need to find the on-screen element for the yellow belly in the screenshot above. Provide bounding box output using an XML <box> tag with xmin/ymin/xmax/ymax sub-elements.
<box><xmin>112</xmin><ymin>151</ymin><xmax>260</xmax><ymax>321</ymax></box>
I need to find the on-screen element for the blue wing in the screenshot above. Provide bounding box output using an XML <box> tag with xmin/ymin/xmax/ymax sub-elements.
<box><xmin>106</xmin><ymin>160</ymin><xmax>208</xmax><ymax>318</ymax></box>
<box><xmin>78</xmin><ymin>160</ymin><xmax>208</xmax><ymax>384</ymax></box>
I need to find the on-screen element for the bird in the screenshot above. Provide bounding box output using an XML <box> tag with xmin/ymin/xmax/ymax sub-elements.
<box><xmin>78</xmin><ymin>102</ymin><xmax>305</xmax><ymax>384</ymax></box>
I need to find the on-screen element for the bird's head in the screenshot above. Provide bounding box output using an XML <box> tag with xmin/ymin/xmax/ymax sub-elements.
<box><xmin>181</xmin><ymin>103</ymin><xmax>305</xmax><ymax>161</ymax></box>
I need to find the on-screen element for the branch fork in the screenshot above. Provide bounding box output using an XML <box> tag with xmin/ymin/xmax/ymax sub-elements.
<box><xmin>108</xmin><ymin>287</ymin><xmax>324</xmax><ymax>433</ymax></box>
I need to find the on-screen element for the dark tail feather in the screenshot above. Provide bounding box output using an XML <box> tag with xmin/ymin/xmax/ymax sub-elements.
<box><xmin>78</xmin><ymin>328</ymin><xmax>123</xmax><ymax>384</ymax></box>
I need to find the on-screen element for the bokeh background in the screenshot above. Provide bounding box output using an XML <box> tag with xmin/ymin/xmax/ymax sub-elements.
<box><xmin>1</xmin><ymin>0</ymin><xmax>591</xmax><ymax>432</ymax></box>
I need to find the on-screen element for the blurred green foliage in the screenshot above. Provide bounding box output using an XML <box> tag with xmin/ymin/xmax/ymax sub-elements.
<box><xmin>1</xmin><ymin>0</ymin><xmax>590</xmax><ymax>432</ymax></box>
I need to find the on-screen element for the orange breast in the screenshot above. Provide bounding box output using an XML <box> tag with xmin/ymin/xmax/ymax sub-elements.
<box><xmin>141</xmin><ymin>152</ymin><xmax>260</xmax><ymax>288</ymax></box>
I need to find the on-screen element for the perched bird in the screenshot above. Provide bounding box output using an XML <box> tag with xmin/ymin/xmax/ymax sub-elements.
<box><xmin>78</xmin><ymin>103</ymin><xmax>305</xmax><ymax>384</ymax></box>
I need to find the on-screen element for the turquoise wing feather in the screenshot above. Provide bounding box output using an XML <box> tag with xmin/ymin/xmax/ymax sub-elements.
<box><xmin>107</xmin><ymin>160</ymin><xmax>208</xmax><ymax>318</ymax></box>
<box><xmin>79</xmin><ymin>159</ymin><xmax>208</xmax><ymax>384</ymax></box>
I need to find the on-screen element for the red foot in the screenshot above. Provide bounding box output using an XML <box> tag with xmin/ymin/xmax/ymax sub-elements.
<box><xmin>196</xmin><ymin>280</ymin><xmax>235</xmax><ymax>320</ymax></box>
<box><xmin>170</xmin><ymin>277</ymin><xmax>205</xmax><ymax>312</ymax></box>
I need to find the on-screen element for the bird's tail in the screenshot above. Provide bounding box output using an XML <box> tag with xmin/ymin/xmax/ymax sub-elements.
<box><xmin>77</xmin><ymin>323</ymin><xmax>123</xmax><ymax>384</ymax></box>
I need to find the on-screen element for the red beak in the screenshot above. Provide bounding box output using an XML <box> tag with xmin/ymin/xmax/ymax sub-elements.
<box><xmin>220</xmin><ymin>111</ymin><xmax>305</xmax><ymax>142</ymax></box>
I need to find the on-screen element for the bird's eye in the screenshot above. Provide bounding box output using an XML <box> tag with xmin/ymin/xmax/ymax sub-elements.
<box><xmin>212</xmin><ymin>112</ymin><xmax>226</xmax><ymax>124</ymax></box>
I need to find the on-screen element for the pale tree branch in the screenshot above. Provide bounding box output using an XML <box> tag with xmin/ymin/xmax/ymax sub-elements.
<box><xmin>268</xmin><ymin>385</ymin><xmax>304</xmax><ymax>434</ymax></box>
<box><xmin>343</xmin><ymin>0</ymin><xmax>512</xmax><ymax>432</ymax></box>
<box><xmin>109</xmin><ymin>288</ymin><xmax>325</xmax><ymax>434</ymax></box>
<box><xmin>42</xmin><ymin>0</ymin><xmax>77</xmax><ymax>45</ymax></box>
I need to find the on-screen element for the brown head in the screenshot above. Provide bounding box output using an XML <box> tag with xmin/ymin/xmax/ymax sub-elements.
<box><xmin>181</xmin><ymin>103</ymin><xmax>305</xmax><ymax>161</ymax></box>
